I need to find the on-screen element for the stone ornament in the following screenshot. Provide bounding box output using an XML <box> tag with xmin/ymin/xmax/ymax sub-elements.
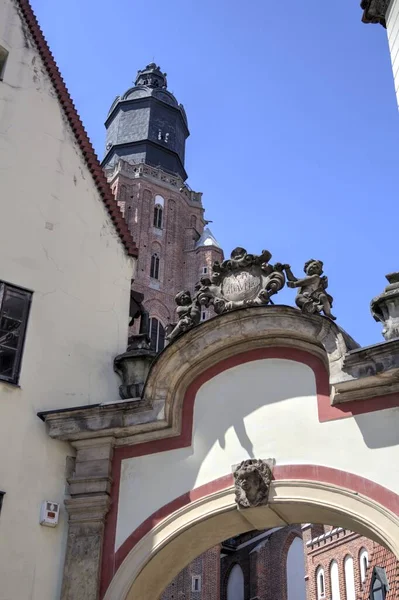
<box><xmin>166</xmin><ymin>247</ymin><xmax>286</xmax><ymax>343</ymax></box>
<box><xmin>284</xmin><ymin>260</ymin><xmax>336</xmax><ymax>320</ymax></box>
<box><xmin>361</xmin><ymin>0</ymin><xmax>389</xmax><ymax>27</ymax></box>
<box><xmin>371</xmin><ymin>272</ymin><xmax>399</xmax><ymax>341</ymax></box>
<box><xmin>234</xmin><ymin>459</ymin><xmax>274</xmax><ymax>508</ymax></box>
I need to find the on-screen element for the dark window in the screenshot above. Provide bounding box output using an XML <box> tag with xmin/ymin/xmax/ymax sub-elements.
<box><xmin>150</xmin><ymin>253</ymin><xmax>160</xmax><ymax>279</ymax></box>
<box><xmin>149</xmin><ymin>318</ymin><xmax>165</xmax><ymax>353</ymax></box>
<box><xmin>0</xmin><ymin>282</ymin><xmax>32</xmax><ymax>384</ymax></box>
<box><xmin>0</xmin><ymin>491</ymin><xmax>4</xmax><ymax>514</ymax></box>
<box><xmin>153</xmin><ymin>205</ymin><xmax>163</xmax><ymax>229</ymax></box>
<box><xmin>0</xmin><ymin>46</ymin><xmax>8</xmax><ymax>81</ymax></box>
<box><xmin>370</xmin><ymin>568</ymin><xmax>389</xmax><ymax>600</ymax></box>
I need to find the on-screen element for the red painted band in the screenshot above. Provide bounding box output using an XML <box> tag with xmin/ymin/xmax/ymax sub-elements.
<box><xmin>100</xmin><ymin>348</ymin><xmax>399</xmax><ymax>597</ymax></box>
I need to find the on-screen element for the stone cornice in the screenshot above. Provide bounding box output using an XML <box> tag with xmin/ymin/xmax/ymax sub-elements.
<box><xmin>38</xmin><ymin>306</ymin><xmax>399</xmax><ymax>445</ymax></box>
<box><xmin>105</xmin><ymin>159</ymin><xmax>203</xmax><ymax>207</ymax></box>
<box><xmin>361</xmin><ymin>0</ymin><xmax>390</xmax><ymax>27</ymax></box>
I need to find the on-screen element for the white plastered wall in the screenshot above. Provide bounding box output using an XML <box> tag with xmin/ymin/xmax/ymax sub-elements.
<box><xmin>0</xmin><ymin>1</ymin><xmax>134</xmax><ymax>598</ymax></box>
<box><xmin>116</xmin><ymin>358</ymin><xmax>399</xmax><ymax>551</ymax></box>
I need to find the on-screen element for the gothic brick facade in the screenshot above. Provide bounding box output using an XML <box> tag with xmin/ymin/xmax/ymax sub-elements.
<box><xmin>160</xmin><ymin>525</ymin><xmax>398</xmax><ymax>600</ymax></box>
<box><xmin>103</xmin><ymin>65</ymin><xmax>223</xmax><ymax>349</ymax></box>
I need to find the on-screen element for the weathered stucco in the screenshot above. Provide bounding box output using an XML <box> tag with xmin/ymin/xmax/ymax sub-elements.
<box><xmin>0</xmin><ymin>0</ymin><xmax>134</xmax><ymax>598</ymax></box>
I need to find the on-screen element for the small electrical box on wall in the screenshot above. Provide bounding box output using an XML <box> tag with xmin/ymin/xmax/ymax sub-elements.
<box><xmin>40</xmin><ymin>501</ymin><xmax>60</xmax><ymax>527</ymax></box>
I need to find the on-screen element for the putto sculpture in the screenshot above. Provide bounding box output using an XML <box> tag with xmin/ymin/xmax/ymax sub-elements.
<box><xmin>166</xmin><ymin>247</ymin><xmax>287</xmax><ymax>343</ymax></box>
<box><xmin>284</xmin><ymin>260</ymin><xmax>336</xmax><ymax>320</ymax></box>
<box><xmin>166</xmin><ymin>249</ymin><xmax>337</xmax><ymax>343</ymax></box>
<box><xmin>234</xmin><ymin>459</ymin><xmax>274</xmax><ymax>508</ymax></box>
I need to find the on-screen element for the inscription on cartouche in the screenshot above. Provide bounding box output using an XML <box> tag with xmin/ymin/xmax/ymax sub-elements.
<box><xmin>222</xmin><ymin>271</ymin><xmax>261</xmax><ymax>302</ymax></box>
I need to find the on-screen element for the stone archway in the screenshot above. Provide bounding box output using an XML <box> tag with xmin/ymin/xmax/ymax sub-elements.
<box><xmin>103</xmin><ymin>469</ymin><xmax>399</xmax><ymax>600</ymax></box>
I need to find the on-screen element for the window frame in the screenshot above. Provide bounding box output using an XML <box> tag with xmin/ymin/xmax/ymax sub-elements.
<box><xmin>149</xmin><ymin>317</ymin><xmax>165</xmax><ymax>353</ymax></box>
<box><xmin>150</xmin><ymin>253</ymin><xmax>160</xmax><ymax>280</ymax></box>
<box><xmin>316</xmin><ymin>566</ymin><xmax>326</xmax><ymax>600</ymax></box>
<box><xmin>192</xmin><ymin>575</ymin><xmax>202</xmax><ymax>592</ymax></box>
<box><xmin>0</xmin><ymin>280</ymin><xmax>32</xmax><ymax>385</ymax></box>
<box><xmin>153</xmin><ymin>205</ymin><xmax>163</xmax><ymax>229</ymax></box>
<box><xmin>359</xmin><ymin>548</ymin><xmax>369</xmax><ymax>584</ymax></box>
<box><xmin>370</xmin><ymin>567</ymin><xmax>389</xmax><ymax>600</ymax></box>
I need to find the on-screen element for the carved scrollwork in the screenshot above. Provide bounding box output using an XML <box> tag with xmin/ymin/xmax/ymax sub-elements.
<box><xmin>166</xmin><ymin>247</ymin><xmax>287</xmax><ymax>343</ymax></box>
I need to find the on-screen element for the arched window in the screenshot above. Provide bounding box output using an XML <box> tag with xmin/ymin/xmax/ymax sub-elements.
<box><xmin>153</xmin><ymin>205</ymin><xmax>163</xmax><ymax>228</ymax></box>
<box><xmin>227</xmin><ymin>564</ymin><xmax>244</xmax><ymax>600</ymax></box>
<box><xmin>190</xmin><ymin>215</ymin><xmax>197</xmax><ymax>228</ymax></box>
<box><xmin>316</xmin><ymin>567</ymin><xmax>325</xmax><ymax>599</ymax></box>
<box><xmin>344</xmin><ymin>556</ymin><xmax>356</xmax><ymax>600</ymax></box>
<box><xmin>370</xmin><ymin>568</ymin><xmax>389</xmax><ymax>600</ymax></box>
<box><xmin>149</xmin><ymin>317</ymin><xmax>165</xmax><ymax>353</ymax></box>
<box><xmin>359</xmin><ymin>548</ymin><xmax>369</xmax><ymax>583</ymax></box>
<box><xmin>287</xmin><ymin>537</ymin><xmax>306</xmax><ymax>600</ymax></box>
<box><xmin>330</xmin><ymin>561</ymin><xmax>340</xmax><ymax>600</ymax></box>
<box><xmin>153</xmin><ymin>195</ymin><xmax>164</xmax><ymax>229</ymax></box>
<box><xmin>150</xmin><ymin>253</ymin><xmax>160</xmax><ymax>279</ymax></box>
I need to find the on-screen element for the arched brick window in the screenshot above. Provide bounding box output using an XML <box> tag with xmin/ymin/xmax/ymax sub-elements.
<box><xmin>287</xmin><ymin>537</ymin><xmax>306</xmax><ymax>600</ymax></box>
<box><xmin>316</xmin><ymin>566</ymin><xmax>325</xmax><ymax>599</ymax></box>
<box><xmin>330</xmin><ymin>560</ymin><xmax>340</xmax><ymax>600</ymax></box>
<box><xmin>149</xmin><ymin>317</ymin><xmax>165</xmax><ymax>353</ymax></box>
<box><xmin>153</xmin><ymin>195</ymin><xmax>164</xmax><ymax>229</ymax></box>
<box><xmin>227</xmin><ymin>564</ymin><xmax>244</xmax><ymax>600</ymax></box>
<box><xmin>359</xmin><ymin>548</ymin><xmax>369</xmax><ymax>583</ymax></box>
<box><xmin>344</xmin><ymin>556</ymin><xmax>355</xmax><ymax>600</ymax></box>
<box><xmin>150</xmin><ymin>253</ymin><xmax>160</xmax><ymax>279</ymax></box>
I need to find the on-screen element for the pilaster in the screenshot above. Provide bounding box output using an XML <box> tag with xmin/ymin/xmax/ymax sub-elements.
<box><xmin>60</xmin><ymin>438</ymin><xmax>115</xmax><ymax>600</ymax></box>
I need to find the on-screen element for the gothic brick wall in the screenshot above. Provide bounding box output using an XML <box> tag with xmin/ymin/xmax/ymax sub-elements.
<box><xmin>109</xmin><ymin>162</ymin><xmax>213</xmax><ymax>333</ymax></box>
<box><xmin>220</xmin><ymin>526</ymin><xmax>302</xmax><ymax>600</ymax></box>
<box><xmin>303</xmin><ymin>525</ymin><xmax>376</xmax><ymax>600</ymax></box>
<box><xmin>161</xmin><ymin>544</ymin><xmax>220</xmax><ymax>600</ymax></box>
<box><xmin>158</xmin><ymin>525</ymin><xmax>398</xmax><ymax>600</ymax></box>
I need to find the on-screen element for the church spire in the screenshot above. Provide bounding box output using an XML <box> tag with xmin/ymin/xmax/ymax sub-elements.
<box><xmin>134</xmin><ymin>63</ymin><xmax>168</xmax><ymax>89</ymax></box>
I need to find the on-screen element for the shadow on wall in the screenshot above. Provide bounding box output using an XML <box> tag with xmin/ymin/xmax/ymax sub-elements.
<box><xmin>355</xmin><ymin>408</ymin><xmax>399</xmax><ymax>449</ymax></box>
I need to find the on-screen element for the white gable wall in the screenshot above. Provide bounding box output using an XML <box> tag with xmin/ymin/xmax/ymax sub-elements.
<box><xmin>0</xmin><ymin>1</ymin><xmax>134</xmax><ymax>598</ymax></box>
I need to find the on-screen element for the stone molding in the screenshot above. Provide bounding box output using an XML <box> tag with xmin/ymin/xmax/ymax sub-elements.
<box><xmin>38</xmin><ymin>306</ymin><xmax>399</xmax><ymax>445</ymax></box>
<box><xmin>102</xmin><ymin>476</ymin><xmax>399</xmax><ymax>600</ymax></box>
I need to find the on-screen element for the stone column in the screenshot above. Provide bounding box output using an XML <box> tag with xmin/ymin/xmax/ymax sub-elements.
<box><xmin>60</xmin><ymin>437</ymin><xmax>114</xmax><ymax>600</ymax></box>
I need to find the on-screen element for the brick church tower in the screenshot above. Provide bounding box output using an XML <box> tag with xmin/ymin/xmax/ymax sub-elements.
<box><xmin>103</xmin><ymin>63</ymin><xmax>223</xmax><ymax>351</ymax></box>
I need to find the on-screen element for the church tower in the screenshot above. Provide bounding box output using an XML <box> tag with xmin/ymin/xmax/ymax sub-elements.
<box><xmin>103</xmin><ymin>64</ymin><xmax>223</xmax><ymax>351</ymax></box>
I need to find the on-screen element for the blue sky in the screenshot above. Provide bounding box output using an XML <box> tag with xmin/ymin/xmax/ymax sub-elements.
<box><xmin>31</xmin><ymin>0</ymin><xmax>398</xmax><ymax>346</ymax></box>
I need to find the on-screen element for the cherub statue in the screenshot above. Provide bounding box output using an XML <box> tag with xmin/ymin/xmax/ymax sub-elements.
<box><xmin>166</xmin><ymin>290</ymin><xmax>201</xmax><ymax>342</ymax></box>
<box><xmin>284</xmin><ymin>259</ymin><xmax>336</xmax><ymax>320</ymax></box>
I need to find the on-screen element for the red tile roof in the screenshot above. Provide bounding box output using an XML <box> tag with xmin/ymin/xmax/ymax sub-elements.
<box><xmin>17</xmin><ymin>0</ymin><xmax>138</xmax><ymax>258</ymax></box>
<box><xmin>360</xmin><ymin>543</ymin><xmax>398</xmax><ymax>600</ymax></box>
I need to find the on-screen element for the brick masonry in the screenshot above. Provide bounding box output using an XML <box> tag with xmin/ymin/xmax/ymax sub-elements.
<box><xmin>160</xmin><ymin>525</ymin><xmax>398</xmax><ymax>600</ymax></box>
<box><xmin>107</xmin><ymin>161</ymin><xmax>223</xmax><ymax>338</ymax></box>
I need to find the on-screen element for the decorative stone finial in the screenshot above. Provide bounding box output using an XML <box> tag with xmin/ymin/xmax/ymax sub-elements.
<box><xmin>135</xmin><ymin>63</ymin><xmax>167</xmax><ymax>89</ymax></box>
<box><xmin>233</xmin><ymin>459</ymin><xmax>274</xmax><ymax>508</ymax></box>
<box><xmin>371</xmin><ymin>272</ymin><xmax>399</xmax><ymax>341</ymax></box>
<box><xmin>360</xmin><ymin>0</ymin><xmax>389</xmax><ymax>27</ymax></box>
<box><xmin>166</xmin><ymin>247</ymin><xmax>287</xmax><ymax>343</ymax></box>
<box><xmin>284</xmin><ymin>260</ymin><xmax>336</xmax><ymax>320</ymax></box>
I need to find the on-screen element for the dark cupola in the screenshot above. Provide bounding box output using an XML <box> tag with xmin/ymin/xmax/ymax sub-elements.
<box><xmin>102</xmin><ymin>63</ymin><xmax>189</xmax><ymax>180</ymax></box>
